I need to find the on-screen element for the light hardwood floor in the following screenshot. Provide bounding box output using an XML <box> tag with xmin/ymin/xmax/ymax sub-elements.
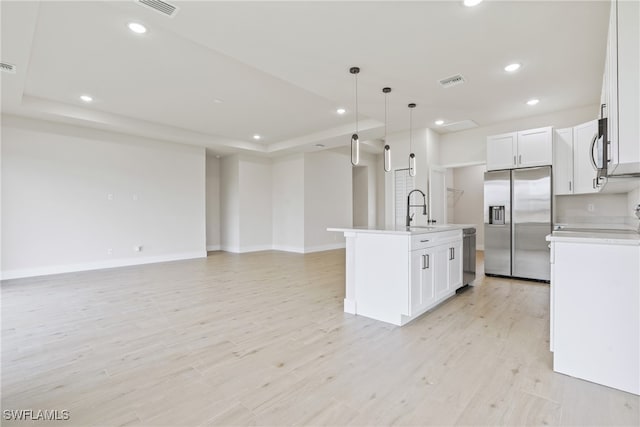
<box><xmin>2</xmin><ymin>250</ymin><xmax>638</xmax><ymax>426</ymax></box>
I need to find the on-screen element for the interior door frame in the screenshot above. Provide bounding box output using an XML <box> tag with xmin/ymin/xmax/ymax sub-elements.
<box><xmin>429</xmin><ymin>167</ymin><xmax>447</xmax><ymax>225</ymax></box>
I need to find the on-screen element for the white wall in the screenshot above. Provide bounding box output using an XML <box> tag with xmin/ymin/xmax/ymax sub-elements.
<box><xmin>239</xmin><ymin>156</ymin><xmax>272</xmax><ymax>251</ymax></box>
<box><xmin>439</xmin><ymin>105</ymin><xmax>599</xmax><ymax>166</ymax></box>
<box><xmin>555</xmin><ymin>193</ymin><xmax>629</xmax><ymax>225</ymax></box>
<box><xmin>452</xmin><ymin>165</ymin><xmax>486</xmax><ymax>249</ymax></box>
<box><xmin>1</xmin><ymin>116</ymin><xmax>206</xmax><ymax>279</ymax></box>
<box><xmin>352</xmin><ymin>166</ymin><xmax>368</xmax><ymax>227</ymax></box>
<box><xmin>304</xmin><ymin>150</ymin><xmax>351</xmax><ymax>251</ymax></box>
<box><xmin>206</xmin><ymin>153</ymin><xmax>221</xmax><ymax>250</ymax></box>
<box><xmin>220</xmin><ymin>155</ymin><xmax>240</xmax><ymax>252</ymax></box>
<box><xmin>272</xmin><ymin>154</ymin><xmax>305</xmax><ymax>252</ymax></box>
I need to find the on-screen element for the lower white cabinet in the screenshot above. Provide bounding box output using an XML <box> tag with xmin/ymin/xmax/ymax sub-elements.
<box><xmin>548</xmin><ymin>237</ymin><xmax>639</xmax><ymax>395</ymax></box>
<box><xmin>410</xmin><ymin>232</ymin><xmax>463</xmax><ymax>316</ymax></box>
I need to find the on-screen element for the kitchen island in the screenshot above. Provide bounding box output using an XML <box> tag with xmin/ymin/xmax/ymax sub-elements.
<box><xmin>328</xmin><ymin>225</ymin><xmax>474</xmax><ymax>326</ymax></box>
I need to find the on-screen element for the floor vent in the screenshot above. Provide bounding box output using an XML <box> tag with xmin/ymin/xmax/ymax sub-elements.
<box><xmin>1</xmin><ymin>62</ymin><xmax>16</xmax><ymax>74</ymax></box>
<box><xmin>136</xmin><ymin>0</ymin><xmax>178</xmax><ymax>17</ymax></box>
<box><xmin>439</xmin><ymin>74</ymin><xmax>465</xmax><ymax>88</ymax></box>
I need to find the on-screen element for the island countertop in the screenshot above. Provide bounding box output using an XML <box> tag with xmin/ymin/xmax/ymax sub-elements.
<box><xmin>327</xmin><ymin>224</ymin><xmax>476</xmax><ymax>236</ymax></box>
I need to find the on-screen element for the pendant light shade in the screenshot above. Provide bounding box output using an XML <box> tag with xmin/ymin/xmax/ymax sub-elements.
<box><xmin>350</xmin><ymin>67</ymin><xmax>360</xmax><ymax>166</ymax></box>
<box><xmin>408</xmin><ymin>103</ymin><xmax>417</xmax><ymax>177</ymax></box>
<box><xmin>383</xmin><ymin>87</ymin><xmax>392</xmax><ymax>172</ymax></box>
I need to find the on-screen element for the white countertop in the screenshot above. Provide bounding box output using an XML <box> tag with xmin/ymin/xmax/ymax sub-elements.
<box><xmin>546</xmin><ymin>229</ymin><xmax>640</xmax><ymax>246</ymax></box>
<box><xmin>328</xmin><ymin>224</ymin><xmax>476</xmax><ymax>236</ymax></box>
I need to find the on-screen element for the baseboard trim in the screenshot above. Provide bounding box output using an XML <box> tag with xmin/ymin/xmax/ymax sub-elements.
<box><xmin>304</xmin><ymin>243</ymin><xmax>346</xmax><ymax>253</ymax></box>
<box><xmin>477</xmin><ymin>244</ymin><xmax>485</xmax><ymax>251</ymax></box>
<box><xmin>272</xmin><ymin>245</ymin><xmax>305</xmax><ymax>254</ymax></box>
<box><xmin>206</xmin><ymin>245</ymin><xmax>221</xmax><ymax>251</ymax></box>
<box><xmin>221</xmin><ymin>244</ymin><xmax>273</xmax><ymax>254</ymax></box>
<box><xmin>0</xmin><ymin>251</ymin><xmax>207</xmax><ymax>281</ymax></box>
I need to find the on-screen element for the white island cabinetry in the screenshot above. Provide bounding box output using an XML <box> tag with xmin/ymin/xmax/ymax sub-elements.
<box><xmin>329</xmin><ymin>226</ymin><xmax>466</xmax><ymax>326</ymax></box>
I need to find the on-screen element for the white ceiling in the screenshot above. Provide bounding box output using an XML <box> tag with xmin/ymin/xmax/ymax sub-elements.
<box><xmin>1</xmin><ymin>1</ymin><xmax>610</xmax><ymax>156</ymax></box>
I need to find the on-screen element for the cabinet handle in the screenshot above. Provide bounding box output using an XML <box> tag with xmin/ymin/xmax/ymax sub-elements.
<box><xmin>569</xmin><ymin>181</ymin><xmax>572</xmax><ymax>192</ymax></box>
<box><xmin>513</xmin><ymin>155</ymin><xmax>516</xmax><ymax>165</ymax></box>
<box><xmin>422</xmin><ymin>254</ymin><xmax>430</xmax><ymax>269</ymax></box>
<box><xmin>452</xmin><ymin>247</ymin><xmax>455</xmax><ymax>260</ymax></box>
<box><xmin>592</xmin><ymin>178</ymin><xmax>596</xmax><ymax>189</ymax></box>
<box><xmin>420</xmin><ymin>239</ymin><xmax>430</xmax><ymax>243</ymax></box>
<box><xmin>518</xmin><ymin>154</ymin><xmax>522</xmax><ymax>165</ymax></box>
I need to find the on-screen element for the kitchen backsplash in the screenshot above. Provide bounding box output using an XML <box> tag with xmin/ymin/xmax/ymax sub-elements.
<box><xmin>555</xmin><ymin>192</ymin><xmax>636</xmax><ymax>227</ymax></box>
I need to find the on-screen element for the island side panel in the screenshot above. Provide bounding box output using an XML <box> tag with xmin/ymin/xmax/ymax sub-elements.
<box><xmin>343</xmin><ymin>231</ymin><xmax>357</xmax><ymax>314</ymax></box>
<box><xmin>353</xmin><ymin>233</ymin><xmax>410</xmax><ymax>326</ymax></box>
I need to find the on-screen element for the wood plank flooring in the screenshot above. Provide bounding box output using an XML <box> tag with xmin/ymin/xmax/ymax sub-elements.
<box><xmin>2</xmin><ymin>250</ymin><xmax>638</xmax><ymax>426</ymax></box>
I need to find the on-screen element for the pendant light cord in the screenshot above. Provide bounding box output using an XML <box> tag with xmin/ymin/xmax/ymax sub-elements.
<box><xmin>355</xmin><ymin>73</ymin><xmax>359</xmax><ymax>134</ymax></box>
<box><xmin>409</xmin><ymin>107</ymin><xmax>413</xmax><ymax>153</ymax></box>
<box><xmin>384</xmin><ymin>92</ymin><xmax>387</xmax><ymax>142</ymax></box>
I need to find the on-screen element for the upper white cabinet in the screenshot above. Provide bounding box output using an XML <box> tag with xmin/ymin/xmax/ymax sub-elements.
<box><xmin>573</xmin><ymin>121</ymin><xmax>600</xmax><ymax>194</ymax></box>
<box><xmin>487</xmin><ymin>127</ymin><xmax>552</xmax><ymax>171</ymax></box>
<box><xmin>553</xmin><ymin>121</ymin><xmax>600</xmax><ymax>196</ymax></box>
<box><xmin>604</xmin><ymin>0</ymin><xmax>640</xmax><ymax>177</ymax></box>
<box><xmin>486</xmin><ymin>132</ymin><xmax>517</xmax><ymax>171</ymax></box>
<box><xmin>553</xmin><ymin>128</ymin><xmax>574</xmax><ymax>195</ymax></box>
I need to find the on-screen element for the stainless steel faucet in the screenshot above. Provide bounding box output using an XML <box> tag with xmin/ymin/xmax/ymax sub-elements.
<box><xmin>406</xmin><ymin>189</ymin><xmax>428</xmax><ymax>226</ymax></box>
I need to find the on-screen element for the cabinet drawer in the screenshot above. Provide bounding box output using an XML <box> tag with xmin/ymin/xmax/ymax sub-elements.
<box><xmin>411</xmin><ymin>230</ymin><xmax>461</xmax><ymax>250</ymax></box>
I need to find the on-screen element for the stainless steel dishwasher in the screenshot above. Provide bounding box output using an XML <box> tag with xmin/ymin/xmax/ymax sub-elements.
<box><xmin>463</xmin><ymin>227</ymin><xmax>476</xmax><ymax>285</ymax></box>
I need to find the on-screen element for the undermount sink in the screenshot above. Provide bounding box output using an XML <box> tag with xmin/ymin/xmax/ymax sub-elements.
<box><xmin>407</xmin><ymin>226</ymin><xmax>438</xmax><ymax>230</ymax></box>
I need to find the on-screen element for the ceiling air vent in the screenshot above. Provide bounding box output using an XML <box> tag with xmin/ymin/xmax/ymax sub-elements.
<box><xmin>136</xmin><ymin>0</ymin><xmax>178</xmax><ymax>17</ymax></box>
<box><xmin>439</xmin><ymin>74</ymin><xmax>465</xmax><ymax>88</ymax></box>
<box><xmin>440</xmin><ymin>120</ymin><xmax>478</xmax><ymax>133</ymax></box>
<box><xmin>0</xmin><ymin>62</ymin><xmax>16</xmax><ymax>74</ymax></box>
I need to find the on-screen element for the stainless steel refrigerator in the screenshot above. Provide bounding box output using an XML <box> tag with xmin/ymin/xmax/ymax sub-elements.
<box><xmin>484</xmin><ymin>166</ymin><xmax>552</xmax><ymax>281</ymax></box>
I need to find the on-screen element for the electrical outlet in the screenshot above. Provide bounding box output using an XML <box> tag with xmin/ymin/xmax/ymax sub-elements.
<box><xmin>132</xmin><ymin>194</ymin><xmax>138</xmax><ymax>201</ymax></box>
<box><xmin>107</xmin><ymin>193</ymin><xmax>114</xmax><ymax>201</ymax></box>
<box><xmin>107</xmin><ymin>248</ymin><xmax>113</xmax><ymax>255</ymax></box>
<box><xmin>587</xmin><ymin>203</ymin><xmax>595</xmax><ymax>212</ymax></box>
<box><xmin>133</xmin><ymin>245</ymin><xmax>143</xmax><ymax>252</ymax></box>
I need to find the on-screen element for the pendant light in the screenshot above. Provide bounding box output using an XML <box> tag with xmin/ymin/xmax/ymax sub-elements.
<box><xmin>349</xmin><ymin>66</ymin><xmax>360</xmax><ymax>166</ymax></box>
<box><xmin>383</xmin><ymin>87</ymin><xmax>392</xmax><ymax>172</ymax></box>
<box><xmin>408</xmin><ymin>103</ymin><xmax>417</xmax><ymax>177</ymax></box>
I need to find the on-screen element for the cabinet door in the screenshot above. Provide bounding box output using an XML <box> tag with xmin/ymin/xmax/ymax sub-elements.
<box><xmin>517</xmin><ymin>127</ymin><xmax>553</xmax><ymax>168</ymax></box>
<box><xmin>434</xmin><ymin>246</ymin><xmax>450</xmax><ymax>300</ymax></box>
<box><xmin>448</xmin><ymin>241</ymin><xmax>463</xmax><ymax>291</ymax></box>
<box><xmin>573</xmin><ymin>120</ymin><xmax>599</xmax><ymax>194</ymax></box>
<box><xmin>486</xmin><ymin>133</ymin><xmax>517</xmax><ymax>171</ymax></box>
<box><xmin>410</xmin><ymin>250</ymin><xmax>423</xmax><ymax>315</ymax></box>
<box><xmin>421</xmin><ymin>249</ymin><xmax>436</xmax><ymax>308</ymax></box>
<box><xmin>553</xmin><ymin>128</ymin><xmax>574</xmax><ymax>195</ymax></box>
<box><xmin>607</xmin><ymin>0</ymin><xmax>618</xmax><ymax>172</ymax></box>
<box><xmin>610</xmin><ymin>0</ymin><xmax>640</xmax><ymax>175</ymax></box>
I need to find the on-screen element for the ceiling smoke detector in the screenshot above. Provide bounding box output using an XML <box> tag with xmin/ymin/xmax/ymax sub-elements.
<box><xmin>136</xmin><ymin>0</ymin><xmax>179</xmax><ymax>17</ymax></box>
<box><xmin>0</xmin><ymin>62</ymin><xmax>17</xmax><ymax>74</ymax></box>
<box><xmin>438</xmin><ymin>74</ymin><xmax>465</xmax><ymax>88</ymax></box>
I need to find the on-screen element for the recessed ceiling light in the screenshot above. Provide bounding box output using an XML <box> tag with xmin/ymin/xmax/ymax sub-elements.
<box><xmin>526</xmin><ymin>99</ymin><xmax>540</xmax><ymax>106</ymax></box>
<box><xmin>504</xmin><ymin>63</ymin><xmax>521</xmax><ymax>72</ymax></box>
<box><xmin>127</xmin><ymin>22</ymin><xmax>147</xmax><ymax>34</ymax></box>
<box><xmin>80</xmin><ymin>95</ymin><xmax>93</xmax><ymax>103</ymax></box>
<box><xmin>213</xmin><ymin>98</ymin><xmax>223</xmax><ymax>104</ymax></box>
<box><xmin>336</xmin><ymin>108</ymin><xmax>346</xmax><ymax>115</ymax></box>
<box><xmin>315</xmin><ymin>144</ymin><xmax>326</xmax><ymax>148</ymax></box>
<box><xmin>435</xmin><ymin>120</ymin><xmax>445</xmax><ymax>126</ymax></box>
<box><xmin>463</xmin><ymin>0</ymin><xmax>483</xmax><ymax>7</ymax></box>
<box><xmin>253</xmin><ymin>134</ymin><xmax>261</xmax><ymax>140</ymax></box>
